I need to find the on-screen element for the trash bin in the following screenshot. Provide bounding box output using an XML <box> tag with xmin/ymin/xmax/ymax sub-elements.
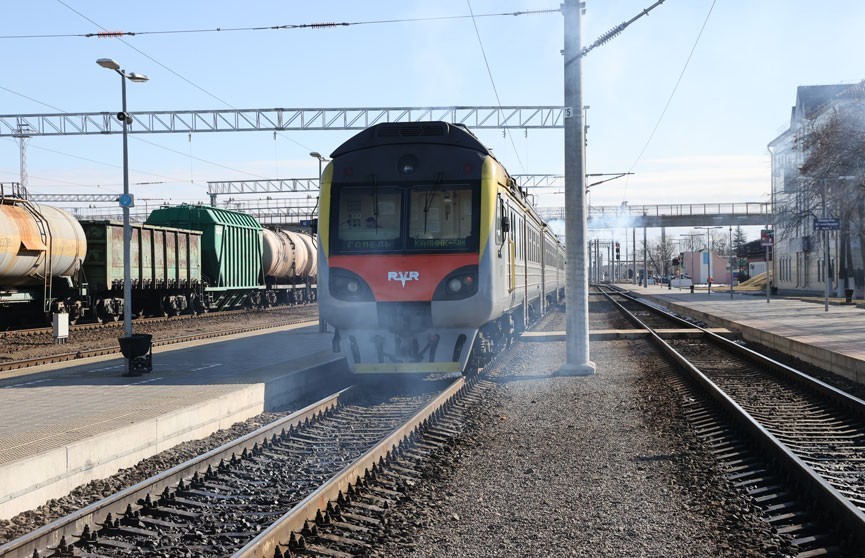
<box><xmin>118</xmin><ymin>334</ymin><xmax>153</xmax><ymax>375</ymax></box>
<box><xmin>845</xmin><ymin>289</ymin><xmax>854</xmax><ymax>304</ymax></box>
<box><xmin>689</xmin><ymin>285</ymin><xmax>694</xmax><ymax>294</ymax></box>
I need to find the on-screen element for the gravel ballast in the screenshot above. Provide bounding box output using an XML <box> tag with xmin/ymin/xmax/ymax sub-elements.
<box><xmin>369</xmin><ymin>310</ymin><xmax>792</xmax><ymax>557</ymax></box>
<box><xmin>0</xmin><ymin>306</ymin><xmax>797</xmax><ymax>556</ymax></box>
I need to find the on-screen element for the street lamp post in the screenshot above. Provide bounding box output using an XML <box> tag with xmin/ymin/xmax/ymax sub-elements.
<box><xmin>97</xmin><ymin>58</ymin><xmax>148</xmax><ymax>374</ymax></box>
<box><xmin>309</xmin><ymin>152</ymin><xmax>330</xmax><ymax>333</ymax></box>
<box><xmin>309</xmin><ymin>151</ymin><xmax>329</xmax><ymax>183</ymax></box>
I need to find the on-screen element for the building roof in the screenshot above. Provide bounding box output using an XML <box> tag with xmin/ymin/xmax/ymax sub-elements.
<box><xmin>792</xmin><ymin>84</ymin><xmax>850</xmax><ymax>123</ymax></box>
<box><xmin>769</xmin><ymin>81</ymin><xmax>863</xmax><ymax>148</ymax></box>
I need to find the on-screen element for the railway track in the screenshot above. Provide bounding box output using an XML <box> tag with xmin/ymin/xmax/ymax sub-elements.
<box><xmin>3</xmin><ymin>304</ymin><xmax>311</xmax><ymax>338</ymax></box>
<box><xmin>601</xmin><ymin>287</ymin><xmax>865</xmax><ymax>555</ymax></box>
<box><xmin>0</xmin><ymin>306</ymin><xmax>319</xmax><ymax>373</ymax></box>
<box><xmin>0</xmin><ymin>376</ymin><xmax>487</xmax><ymax>557</ymax></box>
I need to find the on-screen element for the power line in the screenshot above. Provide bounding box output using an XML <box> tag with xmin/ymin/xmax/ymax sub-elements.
<box><xmin>0</xmin><ymin>2</ymin><xmax>287</xmax><ymax>191</ymax></box>
<box><xmin>580</xmin><ymin>0</ymin><xmax>668</xmax><ymax>59</ymax></box>
<box><xmin>623</xmin><ymin>0</ymin><xmax>717</xmax><ymax>201</ymax></box>
<box><xmin>0</xmin><ymin>8</ymin><xmax>560</xmax><ymax>40</ymax></box>
<box><xmin>54</xmin><ymin>0</ymin><xmax>315</xmax><ymax>154</ymax></box>
<box><xmin>466</xmin><ymin>0</ymin><xmax>525</xmax><ymax>172</ymax></box>
<box><xmin>625</xmin><ymin>0</ymin><xmax>717</xmax><ymax>171</ymax></box>
<box><xmin>0</xmin><ymin>85</ymin><xmax>66</xmax><ymax>112</ymax></box>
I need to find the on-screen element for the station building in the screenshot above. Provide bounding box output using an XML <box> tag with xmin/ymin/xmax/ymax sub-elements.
<box><xmin>767</xmin><ymin>81</ymin><xmax>865</xmax><ymax>299</ymax></box>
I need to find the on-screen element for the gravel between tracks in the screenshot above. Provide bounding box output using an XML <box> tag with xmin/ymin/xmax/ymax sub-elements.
<box><xmin>369</xmin><ymin>309</ymin><xmax>793</xmax><ymax>557</ymax></box>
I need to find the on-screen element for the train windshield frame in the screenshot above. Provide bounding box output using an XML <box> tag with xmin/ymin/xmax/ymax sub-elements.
<box><xmin>330</xmin><ymin>182</ymin><xmax>480</xmax><ymax>255</ymax></box>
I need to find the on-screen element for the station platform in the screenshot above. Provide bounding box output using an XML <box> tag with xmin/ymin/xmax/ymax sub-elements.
<box><xmin>610</xmin><ymin>283</ymin><xmax>865</xmax><ymax>386</ymax></box>
<box><xmin>0</xmin><ymin>322</ymin><xmax>345</xmax><ymax>520</ymax></box>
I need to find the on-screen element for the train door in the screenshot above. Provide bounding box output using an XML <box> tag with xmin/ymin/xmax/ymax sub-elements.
<box><xmin>521</xmin><ymin>214</ymin><xmax>529</xmax><ymax>329</ymax></box>
<box><xmin>540</xmin><ymin>226</ymin><xmax>547</xmax><ymax>315</ymax></box>
<box><xmin>509</xmin><ymin>209</ymin><xmax>516</xmax><ymax>293</ymax></box>
<box><xmin>497</xmin><ymin>195</ymin><xmax>514</xmax><ymax>293</ymax></box>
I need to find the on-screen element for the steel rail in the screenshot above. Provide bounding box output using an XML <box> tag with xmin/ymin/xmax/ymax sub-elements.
<box><xmin>3</xmin><ymin>303</ymin><xmax>317</xmax><ymax>337</ymax></box>
<box><xmin>0</xmin><ymin>319</ymin><xmax>319</xmax><ymax>372</ymax></box>
<box><xmin>611</xmin><ymin>284</ymin><xmax>865</xmax><ymax>419</ymax></box>
<box><xmin>0</xmin><ymin>389</ymin><xmax>349</xmax><ymax>558</ymax></box>
<box><xmin>232</xmin><ymin>376</ymin><xmax>468</xmax><ymax>558</ymax></box>
<box><xmin>601</xmin><ymin>289</ymin><xmax>865</xmax><ymax>547</ymax></box>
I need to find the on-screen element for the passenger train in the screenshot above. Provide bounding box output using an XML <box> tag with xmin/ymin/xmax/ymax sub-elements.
<box><xmin>317</xmin><ymin>121</ymin><xmax>566</xmax><ymax>375</ymax></box>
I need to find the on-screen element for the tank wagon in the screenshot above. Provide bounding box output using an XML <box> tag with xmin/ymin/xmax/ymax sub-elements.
<box><xmin>317</xmin><ymin>121</ymin><xmax>565</xmax><ymax>375</ymax></box>
<box><xmin>0</xmin><ymin>196</ymin><xmax>88</xmax><ymax>324</ymax></box>
<box><xmin>0</xmin><ymin>199</ymin><xmax>318</xmax><ymax>326</ymax></box>
<box><xmin>261</xmin><ymin>228</ymin><xmax>318</xmax><ymax>305</ymax></box>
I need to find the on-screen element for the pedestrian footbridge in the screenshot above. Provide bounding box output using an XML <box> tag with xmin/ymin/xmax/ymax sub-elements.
<box><xmin>538</xmin><ymin>202</ymin><xmax>771</xmax><ymax>229</ymax></box>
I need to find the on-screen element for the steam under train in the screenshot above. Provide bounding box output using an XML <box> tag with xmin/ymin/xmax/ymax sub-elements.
<box><xmin>0</xmin><ymin>197</ymin><xmax>317</xmax><ymax>327</ymax></box>
<box><xmin>317</xmin><ymin>121</ymin><xmax>566</xmax><ymax>375</ymax></box>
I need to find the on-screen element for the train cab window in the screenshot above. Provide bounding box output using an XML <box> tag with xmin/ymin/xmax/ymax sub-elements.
<box><xmin>408</xmin><ymin>186</ymin><xmax>476</xmax><ymax>251</ymax></box>
<box><xmin>333</xmin><ymin>187</ymin><xmax>402</xmax><ymax>252</ymax></box>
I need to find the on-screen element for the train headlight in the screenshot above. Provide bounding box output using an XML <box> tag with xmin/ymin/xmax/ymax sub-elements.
<box><xmin>329</xmin><ymin>268</ymin><xmax>374</xmax><ymax>301</ymax></box>
<box><xmin>447</xmin><ymin>278</ymin><xmax>462</xmax><ymax>293</ymax></box>
<box><xmin>397</xmin><ymin>154</ymin><xmax>418</xmax><ymax>175</ymax></box>
<box><xmin>433</xmin><ymin>266</ymin><xmax>479</xmax><ymax>300</ymax></box>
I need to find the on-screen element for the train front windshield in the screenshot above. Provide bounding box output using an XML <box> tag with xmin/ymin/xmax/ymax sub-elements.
<box><xmin>331</xmin><ymin>184</ymin><xmax>479</xmax><ymax>254</ymax></box>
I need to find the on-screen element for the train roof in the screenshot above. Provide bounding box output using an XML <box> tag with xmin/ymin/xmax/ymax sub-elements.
<box><xmin>146</xmin><ymin>204</ymin><xmax>263</xmax><ymax>230</ymax></box>
<box><xmin>330</xmin><ymin>121</ymin><xmax>493</xmax><ymax>158</ymax></box>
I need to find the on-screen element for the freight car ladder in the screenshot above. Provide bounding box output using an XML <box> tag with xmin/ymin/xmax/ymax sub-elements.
<box><xmin>21</xmin><ymin>199</ymin><xmax>53</xmax><ymax>313</ymax></box>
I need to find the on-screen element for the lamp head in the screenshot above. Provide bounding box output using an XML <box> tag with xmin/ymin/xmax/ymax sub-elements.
<box><xmin>96</xmin><ymin>58</ymin><xmax>120</xmax><ymax>70</ymax></box>
<box><xmin>127</xmin><ymin>72</ymin><xmax>149</xmax><ymax>83</ymax></box>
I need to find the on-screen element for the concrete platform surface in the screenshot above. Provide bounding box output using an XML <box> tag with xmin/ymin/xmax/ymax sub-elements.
<box><xmin>614</xmin><ymin>283</ymin><xmax>865</xmax><ymax>385</ymax></box>
<box><xmin>0</xmin><ymin>321</ymin><xmax>344</xmax><ymax>520</ymax></box>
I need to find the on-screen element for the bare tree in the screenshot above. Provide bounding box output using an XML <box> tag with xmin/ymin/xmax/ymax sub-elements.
<box><xmin>794</xmin><ymin>86</ymin><xmax>865</xmax><ymax>295</ymax></box>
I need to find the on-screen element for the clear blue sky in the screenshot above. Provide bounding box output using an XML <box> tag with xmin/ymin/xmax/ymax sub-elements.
<box><xmin>1</xmin><ymin>1</ymin><xmax>863</xmax><ymax>233</ymax></box>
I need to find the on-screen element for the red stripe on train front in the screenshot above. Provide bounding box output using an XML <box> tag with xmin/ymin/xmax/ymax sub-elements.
<box><xmin>330</xmin><ymin>254</ymin><xmax>477</xmax><ymax>302</ymax></box>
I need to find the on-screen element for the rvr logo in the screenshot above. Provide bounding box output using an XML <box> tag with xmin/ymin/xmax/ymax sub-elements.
<box><xmin>388</xmin><ymin>271</ymin><xmax>419</xmax><ymax>287</ymax></box>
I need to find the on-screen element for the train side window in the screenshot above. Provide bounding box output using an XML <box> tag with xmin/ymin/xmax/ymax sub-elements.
<box><xmin>495</xmin><ymin>197</ymin><xmax>502</xmax><ymax>245</ymax></box>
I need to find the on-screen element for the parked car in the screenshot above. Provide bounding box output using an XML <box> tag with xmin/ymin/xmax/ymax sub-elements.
<box><xmin>670</xmin><ymin>276</ymin><xmax>693</xmax><ymax>288</ymax></box>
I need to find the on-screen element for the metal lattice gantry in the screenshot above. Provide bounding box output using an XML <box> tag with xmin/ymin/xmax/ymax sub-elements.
<box><xmin>70</xmin><ymin>203</ymin><xmax>318</xmax><ymax>225</ymax></box>
<box><xmin>0</xmin><ymin>106</ymin><xmax>566</xmax><ymax>137</ymax></box>
<box><xmin>512</xmin><ymin>174</ymin><xmax>565</xmax><ymax>189</ymax></box>
<box><xmin>205</xmin><ymin>174</ymin><xmax>568</xmax><ymax>205</ymax></box>
<box><xmin>538</xmin><ymin>201</ymin><xmax>773</xmax><ymax>228</ymax></box>
<box><xmin>207</xmin><ymin>178</ymin><xmax>319</xmax><ymax>205</ymax></box>
<box><xmin>28</xmin><ymin>193</ymin><xmax>121</xmax><ymax>203</ymax></box>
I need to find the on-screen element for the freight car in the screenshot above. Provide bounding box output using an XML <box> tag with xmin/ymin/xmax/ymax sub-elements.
<box><xmin>145</xmin><ymin>204</ymin><xmax>317</xmax><ymax>310</ymax></box>
<box><xmin>79</xmin><ymin>220</ymin><xmax>203</xmax><ymax>322</ymax></box>
<box><xmin>0</xmin><ymin>196</ymin><xmax>88</xmax><ymax>325</ymax></box>
<box><xmin>317</xmin><ymin>121</ymin><xmax>565</xmax><ymax>375</ymax></box>
<box><xmin>0</xmin><ymin>198</ymin><xmax>317</xmax><ymax>327</ymax></box>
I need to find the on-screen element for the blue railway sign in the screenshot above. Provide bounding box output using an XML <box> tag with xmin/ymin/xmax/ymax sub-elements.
<box><xmin>814</xmin><ymin>218</ymin><xmax>840</xmax><ymax>231</ymax></box>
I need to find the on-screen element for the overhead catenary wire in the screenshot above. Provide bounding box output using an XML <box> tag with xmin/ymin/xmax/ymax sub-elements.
<box><xmin>55</xmin><ymin>0</ymin><xmax>316</xmax><ymax>155</ymax></box>
<box><xmin>0</xmin><ymin>8</ymin><xmax>560</xmax><ymax>40</ymax></box>
<box><xmin>466</xmin><ymin>0</ymin><xmax>525</xmax><ymax>173</ymax></box>
<box><xmin>0</xmin><ymin>1</ymin><xmax>304</xmax><ymax>192</ymax></box>
<box><xmin>580</xmin><ymin>0</ymin><xmax>668</xmax><ymax>59</ymax></box>
<box><xmin>622</xmin><ymin>0</ymin><xmax>717</xmax><ymax>202</ymax></box>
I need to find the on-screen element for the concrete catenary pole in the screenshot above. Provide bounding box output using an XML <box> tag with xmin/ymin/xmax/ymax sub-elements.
<box><xmin>557</xmin><ymin>0</ymin><xmax>596</xmax><ymax>376</ymax></box>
